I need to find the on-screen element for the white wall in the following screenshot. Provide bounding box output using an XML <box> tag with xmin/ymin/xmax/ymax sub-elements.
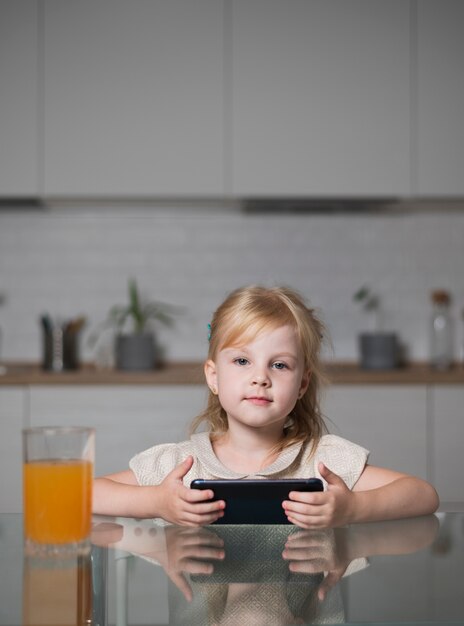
<box><xmin>1</xmin><ymin>202</ymin><xmax>463</xmax><ymax>364</ymax></box>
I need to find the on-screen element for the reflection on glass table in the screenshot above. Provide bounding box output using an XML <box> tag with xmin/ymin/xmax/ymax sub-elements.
<box><xmin>1</xmin><ymin>512</ymin><xmax>464</xmax><ymax>625</ymax></box>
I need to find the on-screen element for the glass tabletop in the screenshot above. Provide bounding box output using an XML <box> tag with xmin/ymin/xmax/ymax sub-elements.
<box><xmin>1</xmin><ymin>511</ymin><xmax>463</xmax><ymax>625</ymax></box>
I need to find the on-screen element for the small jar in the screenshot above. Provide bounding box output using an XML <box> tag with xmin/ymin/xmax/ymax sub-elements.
<box><xmin>430</xmin><ymin>290</ymin><xmax>453</xmax><ymax>370</ymax></box>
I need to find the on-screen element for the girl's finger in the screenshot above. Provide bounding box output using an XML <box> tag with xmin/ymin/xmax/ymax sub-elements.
<box><xmin>183</xmin><ymin>500</ymin><xmax>225</xmax><ymax>515</ymax></box>
<box><xmin>317</xmin><ymin>570</ymin><xmax>343</xmax><ymax>601</ymax></box>
<box><xmin>168</xmin><ymin>571</ymin><xmax>193</xmax><ymax>602</ymax></box>
<box><xmin>182</xmin><ymin>510</ymin><xmax>225</xmax><ymax>526</ymax></box>
<box><xmin>288</xmin><ymin>559</ymin><xmax>327</xmax><ymax>574</ymax></box>
<box><xmin>182</xmin><ymin>559</ymin><xmax>215</xmax><ymax>575</ymax></box>
<box><xmin>182</xmin><ymin>545</ymin><xmax>225</xmax><ymax>562</ymax></box>
<box><xmin>283</xmin><ymin>499</ymin><xmax>326</xmax><ymax>517</ymax></box>
<box><xmin>183</xmin><ymin>487</ymin><xmax>216</xmax><ymax>503</ymax></box>
<box><xmin>284</xmin><ymin>532</ymin><xmax>330</xmax><ymax>548</ymax></box>
<box><xmin>282</xmin><ymin>546</ymin><xmax>326</xmax><ymax>560</ymax></box>
<box><xmin>286</xmin><ymin>513</ymin><xmax>326</xmax><ymax>529</ymax></box>
<box><xmin>178</xmin><ymin>532</ymin><xmax>224</xmax><ymax>549</ymax></box>
<box><xmin>288</xmin><ymin>491</ymin><xmax>326</xmax><ymax>504</ymax></box>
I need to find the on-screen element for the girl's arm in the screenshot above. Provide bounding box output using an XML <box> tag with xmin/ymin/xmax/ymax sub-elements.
<box><xmin>93</xmin><ymin>469</ymin><xmax>154</xmax><ymax>517</ymax></box>
<box><xmin>350</xmin><ymin>464</ymin><xmax>440</xmax><ymax>522</ymax></box>
<box><xmin>92</xmin><ymin>456</ymin><xmax>225</xmax><ymax>525</ymax></box>
<box><xmin>283</xmin><ymin>462</ymin><xmax>439</xmax><ymax>528</ymax></box>
<box><xmin>282</xmin><ymin>514</ymin><xmax>439</xmax><ymax>600</ymax></box>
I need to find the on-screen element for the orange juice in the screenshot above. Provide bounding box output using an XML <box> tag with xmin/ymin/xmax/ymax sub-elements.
<box><xmin>23</xmin><ymin>459</ymin><xmax>93</xmax><ymax>544</ymax></box>
<box><xmin>23</xmin><ymin>553</ymin><xmax>93</xmax><ymax>625</ymax></box>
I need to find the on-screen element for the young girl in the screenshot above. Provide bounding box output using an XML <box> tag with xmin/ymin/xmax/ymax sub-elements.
<box><xmin>93</xmin><ymin>285</ymin><xmax>439</xmax><ymax>527</ymax></box>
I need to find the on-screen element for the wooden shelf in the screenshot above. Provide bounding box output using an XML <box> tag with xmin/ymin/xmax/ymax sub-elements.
<box><xmin>1</xmin><ymin>361</ymin><xmax>463</xmax><ymax>386</ymax></box>
<box><xmin>324</xmin><ymin>361</ymin><xmax>464</xmax><ymax>385</ymax></box>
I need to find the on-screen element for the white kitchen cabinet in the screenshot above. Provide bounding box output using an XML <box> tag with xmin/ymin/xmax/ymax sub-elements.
<box><xmin>0</xmin><ymin>514</ymin><xmax>24</xmax><ymax>625</ymax></box>
<box><xmin>416</xmin><ymin>0</ymin><xmax>464</xmax><ymax>196</ymax></box>
<box><xmin>29</xmin><ymin>386</ymin><xmax>207</xmax><ymax>476</ymax></box>
<box><xmin>0</xmin><ymin>1</ymin><xmax>39</xmax><ymax>196</ymax></box>
<box><xmin>323</xmin><ymin>386</ymin><xmax>428</xmax><ymax>480</ymax></box>
<box><xmin>230</xmin><ymin>0</ymin><xmax>411</xmax><ymax>197</ymax></box>
<box><xmin>43</xmin><ymin>0</ymin><xmax>224</xmax><ymax>196</ymax></box>
<box><xmin>429</xmin><ymin>386</ymin><xmax>464</xmax><ymax>503</ymax></box>
<box><xmin>0</xmin><ymin>388</ymin><xmax>28</xmax><ymax>513</ymax></box>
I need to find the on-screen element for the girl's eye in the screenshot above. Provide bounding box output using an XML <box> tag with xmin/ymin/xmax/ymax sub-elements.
<box><xmin>273</xmin><ymin>362</ymin><xmax>288</xmax><ymax>370</ymax></box>
<box><xmin>234</xmin><ymin>357</ymin><xmax>249</xmax><ymax>366</ymax></box>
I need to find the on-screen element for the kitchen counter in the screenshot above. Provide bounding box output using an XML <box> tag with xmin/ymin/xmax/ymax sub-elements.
<box><xmin>1</xmin><ymin>361</ymin><xmax>464</xmax><ymax>385</ymax></box>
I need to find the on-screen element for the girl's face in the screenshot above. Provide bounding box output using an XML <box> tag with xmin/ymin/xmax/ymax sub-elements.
<box><xmin>205</xmin><ymin>325</ymin><xmax>310</xmax><ymax>435</ymax></box>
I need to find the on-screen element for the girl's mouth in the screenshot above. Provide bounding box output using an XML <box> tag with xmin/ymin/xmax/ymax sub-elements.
<box><xmin>246</xmin><ymin>396</ymin><xmax>272</xmax><ymax>406</ymax></box>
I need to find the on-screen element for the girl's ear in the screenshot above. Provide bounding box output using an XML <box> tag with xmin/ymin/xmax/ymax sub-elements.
<box><xmin>204</xmin><ymin>359</ymin><xmax>218</xmax><ymax>394</ymax></box>
<box><xmin>298</xmin><ymin>369</ymin><xmax>312</xmax><ymax>398</ymax></box>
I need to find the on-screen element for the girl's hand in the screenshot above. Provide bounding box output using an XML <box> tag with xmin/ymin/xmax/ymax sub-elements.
<box><xmin>282</xmin><ymin>529</ymin><xmax>349</xmax><ymax>601</ymax></box>
<box><xmin>156</xmin><ymin>456</ymin><xmax>225</xmax><ymax>526</ymax></box>
<box><xmin>91</xmin><ymin>521</ymin><xmax>124</xmax><ymax>546</ymax></box>
<box><xmin>282</xmin><ymin>462</ymin><xmax>355</xmax><ymax>528</ymax></box>
<box><xmin>162</xmin><ymin>526</ymin><xmax>225</xmax><ymax>601</ymax></box>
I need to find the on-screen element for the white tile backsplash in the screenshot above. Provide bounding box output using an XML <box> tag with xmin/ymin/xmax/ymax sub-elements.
<box><xmin>1</xmin><ymin>204</ymin><xmax>464</xmax><ymax>363</ymax></box>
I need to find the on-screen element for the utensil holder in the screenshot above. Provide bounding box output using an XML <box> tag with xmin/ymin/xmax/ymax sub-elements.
<box><xmin>42</xmin><ymin>324</ymin><xmax>80</xmax><ymax>371</ymax></box>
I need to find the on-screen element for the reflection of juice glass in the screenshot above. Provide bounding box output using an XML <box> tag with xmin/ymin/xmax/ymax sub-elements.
<box><xmin>22</xmin><ymin>427</ymin><xmax>94</xmax><ymax>556</ymax></box>
<box><xmin>23</xmin><ymin>552</ymin><xmax>93</xmax><ymax>625</ymax></box>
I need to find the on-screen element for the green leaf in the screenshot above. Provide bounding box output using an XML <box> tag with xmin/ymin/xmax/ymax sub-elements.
<box><xmin>89</xmin><ymin>278</ymin><xmax>183</xmax><ymax>342</ymax></box>
<box><xmin>353</xmin><ymin>286</ymin><xmax>370</xmax><ymax>302</ymax></box>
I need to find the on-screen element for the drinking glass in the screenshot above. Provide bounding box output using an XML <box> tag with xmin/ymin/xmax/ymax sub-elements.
<box><xmin>23</xmin><ymin>552</ymin><xmax>93</xmax><ymax>625</ymax></box>
<box><xmin>22</xmin><ymin>426</ymin><xmax>94</xmax><ymax>556</ymax></box>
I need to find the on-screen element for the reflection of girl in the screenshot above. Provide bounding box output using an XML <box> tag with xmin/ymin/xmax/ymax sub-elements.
<box><xmin>91</xmin><ymin>514</ymin><xmax>439</xmax><ymax>626</ymax></box>
<box><xmin>169</xmin><ymin>526</ymin><xmax>330</xmax><ymax>625</ymax></box>
<box><xmin>93</xmin><ymin>285</ymin><xmax>439</xmax><ymax>527</ymax></box>
<box><xmin>178</xmin><ymin>581</ymin><xmax>324</xmax><ymax>626</ymax></box>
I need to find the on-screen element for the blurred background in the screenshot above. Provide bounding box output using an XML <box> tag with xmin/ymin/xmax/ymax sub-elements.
<box><xmin>1</xmin><ymin>1</ymin><xmax>464</xmax><ymax>512</ymax></box>
<box><xmin>1</xmin><ymin>0</ymin><xmax>463</xmax><ymax>366</ymax></box>
<box><xmin>1</xmin><ymin>203</ymin><xmax>464</xmax><ymax>364</ymax></box>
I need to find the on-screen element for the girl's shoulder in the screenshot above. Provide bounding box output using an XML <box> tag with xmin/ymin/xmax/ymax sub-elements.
<box><xmin>129</xmin><ymin>438</ymin><xmax>195</xmax><ymax>485</ymax></box>
<box><xmin>310</xmin><ymin>433</ymin><xmax>370</xmax><ymax>490</ymax></box>
<box><xmin>314</xmin><ymin>433</ymin><xmax>370</xmax><ymax>464</ymax></box>
<box><xmin>317</xmin><ymin>433</ymin><xmax>369</xmax><ymax>454</ymax></box>
<box><xmin>132</xmin><ymin>438</ymin><xmax>194</xmax><ymax>462</ymax></box>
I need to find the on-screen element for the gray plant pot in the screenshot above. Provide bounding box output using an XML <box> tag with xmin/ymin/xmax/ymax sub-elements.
<box><xmin>115</xmin><ymin>333</ymin><xmax>156</xmax><ymax>371</ymax></box>
<box><xmin>358</xmin><ymin>332</ymin><xmax>399</xmax><ymax>370</ymax></box>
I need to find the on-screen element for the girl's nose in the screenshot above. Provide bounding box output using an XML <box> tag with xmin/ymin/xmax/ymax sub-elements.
<box><xmin>252</xmin><ymin>370</ymin><xmax>270</xmax><ymax>386</ymax></box>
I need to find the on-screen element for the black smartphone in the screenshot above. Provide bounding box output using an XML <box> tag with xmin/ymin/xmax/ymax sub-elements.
<box><xmin>190</xmin><ymin>478</ymin><xmax>323</xmax><ymax>525</ymax></box>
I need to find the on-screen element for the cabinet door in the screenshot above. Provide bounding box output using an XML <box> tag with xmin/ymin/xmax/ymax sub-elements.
<box><xmin>0</xmin><ymin>514</ymin><xmax>24</xmax><ymax>624</ymax></box>
<box><xmin>0</xmin><ymin>388</ymin><xmax>27</xmax><ymax>513</ymax></box>
<box><xmin>430</xmin><ymin>386</ymin><xmax>464</xmax><ymax>503</ymax></box>
<box><xmin>43</xmin><ymin>0</ymin><xmax>224</xmax><ymax>196</ymax></box>
<box><xmin>0</xmin><ymin>1</ymin><xmax>38</xmax><ymax>196</ymax></box>
<box><xmin>416</xmin><ymin>0</ymin><xmax>464</xmax><ymax>196</ymax></box>
<box><xmin>323</xmin><ymin>386</ymin><xmax>428</xmax><ymax>480</ymax></box>
<box><xmin>29</xmin><ymin>386</ymin><xmax>207</xmax><ymax>476</ymax></box>
<box><xmin>231</xmin><ymin>0</ymin><xmax>410</xmax><ymax>196</ymax></box>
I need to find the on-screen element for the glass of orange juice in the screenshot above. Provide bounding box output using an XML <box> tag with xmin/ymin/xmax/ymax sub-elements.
<box><xmin>22</xmin><ymin>426</ymin><xmax>95</xmax><ymax>556</ymax></box>
<box><xmin>23</xmin><ymin>551</ymin><xmax>93</xmax><ymax>625</ymax></box>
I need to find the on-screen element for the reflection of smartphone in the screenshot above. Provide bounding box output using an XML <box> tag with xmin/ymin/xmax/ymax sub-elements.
<box><xmin>190</xmin><ymin>524</ymin><xmax>325</xmax><ymax>584</ymax></box>
<box><xmin>190</xmin><ymin>478</ymin><xmax>323</xmax><ymax>525</ymax></box>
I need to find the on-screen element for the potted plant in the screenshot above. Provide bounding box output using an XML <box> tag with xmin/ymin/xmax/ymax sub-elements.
<box><xmin>353</xmin><ymin>286</ymin><xmax>399</xmax><ymax>370</ymax></box>
<box><xmin>90</xmin><ymin>279</ymin><xmax>181</xmax><ymax>371</ymax></box>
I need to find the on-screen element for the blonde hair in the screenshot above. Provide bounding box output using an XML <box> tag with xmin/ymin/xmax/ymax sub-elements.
<box><xmin>190</xmin><ymin>285</ymin><xmax>328</xmax><ymax>453</ymax></box>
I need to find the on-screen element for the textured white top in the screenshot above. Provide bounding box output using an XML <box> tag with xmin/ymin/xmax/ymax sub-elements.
<box><xmin>129</xmin><ymin>432</ymin><xmax>369</xmax><ymax>490</ymax></box>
